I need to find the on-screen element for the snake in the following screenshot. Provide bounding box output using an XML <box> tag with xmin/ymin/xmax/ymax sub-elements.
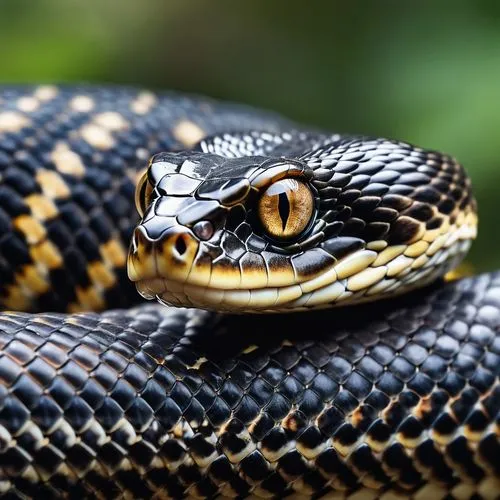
<box><xmin>0</xmin><ymin>84</ymin><xmax>497</xmax><ymax>500</ymax></box>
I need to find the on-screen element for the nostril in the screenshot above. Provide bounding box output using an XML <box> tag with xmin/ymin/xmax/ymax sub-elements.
<box><xmin>174</xmin><ymin>235</ymin><xmax>187</xmax><ymax>256</ymax></box>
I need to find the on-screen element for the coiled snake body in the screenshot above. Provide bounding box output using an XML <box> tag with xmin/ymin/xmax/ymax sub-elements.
<box><xmin>0</xmin><ymin>85</ymin><xmax>497</xmax><ymax>499</ymax></box>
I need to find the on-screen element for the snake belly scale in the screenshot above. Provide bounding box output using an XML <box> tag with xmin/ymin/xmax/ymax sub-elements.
<box><xmin>0</xmin><ymin>85</ymin><xmax>497</xmax><ymax>499</ymax></box>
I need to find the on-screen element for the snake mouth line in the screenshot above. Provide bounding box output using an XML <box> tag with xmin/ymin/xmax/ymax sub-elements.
<box><xmin>135</xmin><ymin>220</ymin><xmax>475</xmax><ymax>313</ymax></box>
<box><xmin>137</xmin><ymin>277</ymin><xmax>306</xmax><ymax>311</ymax></box>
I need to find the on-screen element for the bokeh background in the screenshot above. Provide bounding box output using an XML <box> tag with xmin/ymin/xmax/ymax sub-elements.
<box><xmin>1</xmin><ymin>0</ymin><xmax>499</xmax><ymax>270</ymax></box>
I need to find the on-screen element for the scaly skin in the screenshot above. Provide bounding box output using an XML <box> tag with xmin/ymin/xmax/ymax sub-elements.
<box><xmin>0</xmin><ymin>85</ymin><xmax>496</xmax><ymax>499</ymax></box>
<box><xmin>0</xmin><ymin>275</ymin><xmax>498</xmax><ymax>498</ymax></box>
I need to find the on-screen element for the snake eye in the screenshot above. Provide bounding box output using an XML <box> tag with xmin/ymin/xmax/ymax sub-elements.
<box><xmin>258</xmin><ymin>179</ymin><xmax>314</xmax><ymax>240</ymax></box>
<box><xmin>135</xmin><ymin>171</ymin><xmax>154</xmax><ymax>217</ymax></box>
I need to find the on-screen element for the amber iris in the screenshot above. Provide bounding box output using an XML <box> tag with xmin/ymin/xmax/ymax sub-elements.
<box><xmin>258</xmin><ymin>179</ymin><xmax>314</xmax><ymax>240</ymax></box>
<box><xmin>135</xmin><ymin>172</ymin><xmax>154</xmax><ymax>217</ymax></box>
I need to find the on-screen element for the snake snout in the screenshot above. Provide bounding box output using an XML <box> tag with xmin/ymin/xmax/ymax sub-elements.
<box><xmin>127</xmin><ymin>224</ymin><xmax>199</xmax><ymax>297</ymax></box>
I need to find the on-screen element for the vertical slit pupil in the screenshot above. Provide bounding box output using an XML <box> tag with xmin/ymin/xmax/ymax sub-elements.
<box><xmin>278</xmin><ymin>192</ymin><xmax>290</xmax><ymax>231</ymax></box>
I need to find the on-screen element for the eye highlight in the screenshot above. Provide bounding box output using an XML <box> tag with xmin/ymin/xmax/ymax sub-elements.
<box><xmin>134</xmin><ymin>171</ymin><xmax>154</xmax><ymax>217</ymax></box>
<box><xmin>258</xmin><ymin>179</ymin><xmax>314</xmax><ymax>240</ymax></box>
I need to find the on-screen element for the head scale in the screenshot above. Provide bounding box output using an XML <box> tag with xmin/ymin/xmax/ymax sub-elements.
<box><xmin>128</xmin><ymin>134</ymin><xmax>477</xmax><ymax>313</ymax></box>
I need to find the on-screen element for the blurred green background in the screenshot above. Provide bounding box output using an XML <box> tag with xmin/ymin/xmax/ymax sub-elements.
<box><xmin>1</xmin><ymin>0</ymin><xmax>499</xmax><ymax>270</ymax></box>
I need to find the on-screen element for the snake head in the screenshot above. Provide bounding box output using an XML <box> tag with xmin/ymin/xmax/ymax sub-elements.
<box><xmin>128</xmin><ymin>133</ymin><xmax>477</xmax><ymax>313</ymax></box>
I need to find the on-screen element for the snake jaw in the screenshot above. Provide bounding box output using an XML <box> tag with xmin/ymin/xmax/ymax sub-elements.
<box><xmin>131</xmin><ymin>225</ymin><xmax>475</xmax><ymax>313</ymax></box>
